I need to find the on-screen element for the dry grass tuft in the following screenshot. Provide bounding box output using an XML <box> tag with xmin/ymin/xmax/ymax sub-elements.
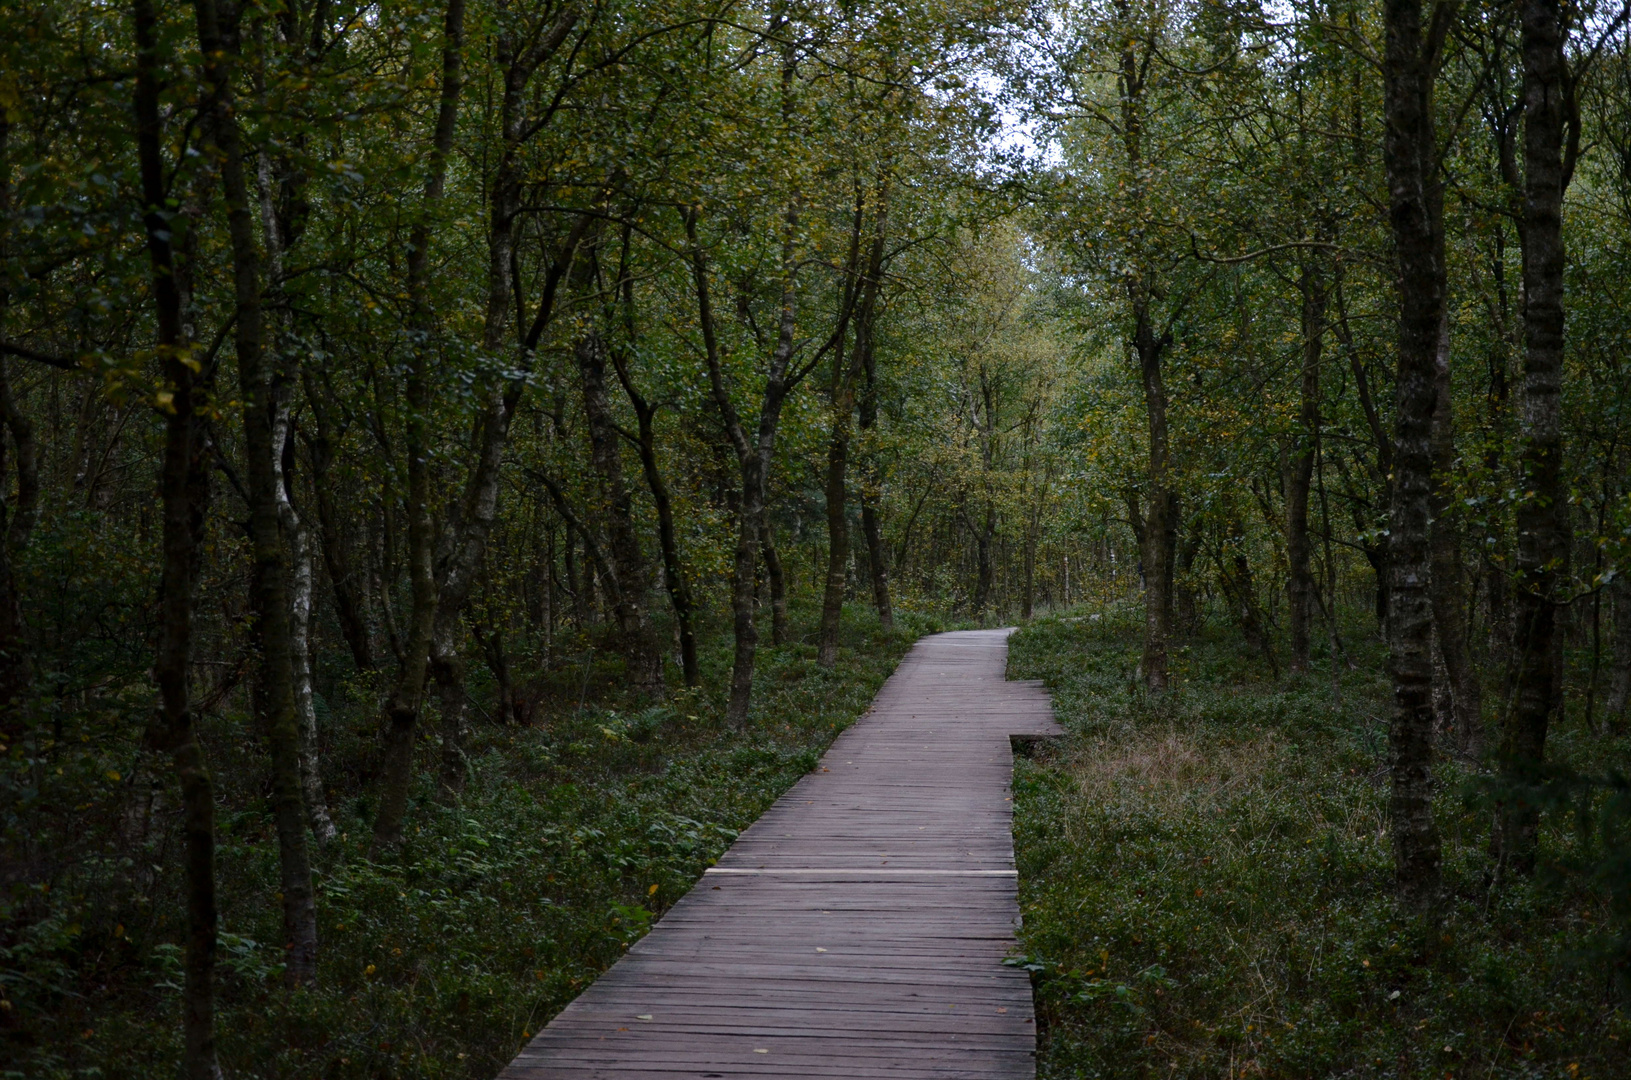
<box><xmin>1063</xmin><ymin>727</ymin><xmax>1284</xmax><ymax>814</ymax></box>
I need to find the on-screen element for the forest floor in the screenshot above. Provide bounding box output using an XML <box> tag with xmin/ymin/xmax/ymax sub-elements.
<box><xmin>11</xmin><ymin>607</ymin><xmax>956</xmax><ymax>1080</ymax></box>
<box><xmin>1008</xmin><ymin>609</ymin><xmax>1631</xmax><ymax>1080</ymax></box>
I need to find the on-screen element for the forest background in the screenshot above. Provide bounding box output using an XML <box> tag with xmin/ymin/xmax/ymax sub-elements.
<box><xmin>2</xmin><ymin>0</ymin><xmax>1630</xmax><ymax>1077</ymax></box>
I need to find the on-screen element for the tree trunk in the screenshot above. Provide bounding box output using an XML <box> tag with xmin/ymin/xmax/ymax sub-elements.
<box><xmin>612</xmin><ymin>349</ymin><xmax>700</xmax><ymax>687</ymax></box>
<box><xmin>426</xmin><ymin>17</ymin><xmax>584</xmax><ymax>800</ymax></box>
<box><xmin>1286</xmin><ymin>266</ymin><xmax>1325</xmax><ymax>675</ymax></box>
<box><xmin>854</xmin><ymin>192</ymin><xmax>893</xmax><ymax>632</ymax></box>
<box><xmin>258</xmin><ymin>120</ymin><xmax>336</xmax><ymax>847</ymax></box>
<box><xmin>133</xmin><ymin>2</ymin><xmax>221</xmax><ymax>1071</ymax></box>
<box><xmin>1427</xmin><ymin>317</ymin><xmax>1484</xmax><ymax>759</ymax></box>
<box><xmin>302</xmin><ymin>381</ymin><xmax>375</xmax><ymax>673</ymax></box>
<box><xmin>1497</xmin><ymin>0</ymin><xmax>1569</xmax><ymax>879</ymax></box>
<box><xmin>763</xmin><ymin>530</ymin><xmax>790</xmax><ymax>647</ymax></box>
<box><xmin>275</xmin><ymin>403</ymin><xmax>336</xmax><ymax>844</ymax></box>
<box><xmin>1379</xmin><ymin>0</ymin><xmax>1450</xmax><ymax>907</ymax></box>
<box><xmin>689</xmin><ymin>205</ymin><xmax>800</xmax><ymax>725</ymax></box>
<box><xmin>1606</xmin><ymin>575</ymin><xmax>1631</xmax><ymax>729</ymax></box>
<box><xmin>1135</xmin><ymin>316</ymin><xmax>1176</xmax><ymax>692</ymax></box>
<box><xmin>0</xmin><ymin>116</ymin><xmax>36</xmax><ymax>722</ymax></box>
<box><xmin>1022</xmin><ymin>512</ymin><xmax>1037</xmax><ymax>620</ymax></box>
<box><xmin>974</xmin><ymin>507</ymin><xmax>996</xmax><ymax>618</ymax></box>
<box><xmin>372</xmin><ymin>0</ymin><xmax>464</xmax><ymax>852</ymax></box>
<box><xmin>193</xmin><ymin>0</ymin><xmax>316</xmax><ymax>980</ymax></box>
<box><xmin>578</xmin><ymin>330</ymin><xmax>664</xmax><ymax>693</ymax></box>
<box><xmin>818</xmin><ymin>411</ymin><xmax>851</xmax><ymax>666</ymax></box>
<box><xmin>0</xmin><ymin>357</ymin><xmax>34</xmax><ymax>722</ymax></box>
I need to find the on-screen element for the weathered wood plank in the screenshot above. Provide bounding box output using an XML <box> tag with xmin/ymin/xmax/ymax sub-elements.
<box><xmin>497</xmin><ymin>629</ymin><xmax>1060</xmax><ymax>1079</ymax></box>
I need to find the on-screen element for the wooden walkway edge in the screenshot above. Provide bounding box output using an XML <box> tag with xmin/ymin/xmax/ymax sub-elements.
<box><xmin>499</xmin><ymin>629</ymin><xmax>1062</xmax><ymax>1078</ymax></box>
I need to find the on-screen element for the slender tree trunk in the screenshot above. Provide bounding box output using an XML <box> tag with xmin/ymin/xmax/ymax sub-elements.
<box><xmin>689</xmin><ymin>205</ymin><xmax>800</xmax><ymax>725</ymax></box>
<box><xmin>612</xmin><ymin>352</ymin><xmax>699</xmax><ymax>687</ymax></box>
<box><xmin>1482</xmin><ymin>230</ymin><xmax>1515</xmax><ymax>673</ymax></box>
<box><xmin>974</xmin><ymin>508</ymin><xmax>996</xmax><ymax>618</ymax></box>
<box><xmin>427</xmin><ymin>20</ymin><xmax>581</xmax><ymax>800</ymax></box>
<box><xmin>578</xmin><ymin>330</ymin><xmax>664</xmax><ymax>693</ymax></box>
<box><xmin>1427</xmin><ymin>316</ymin><xmax>1484</xmax><ymax>759</ymax></box>
<box><xmin>372</xmin><ymin>0</ymin><xmax>465</xmax><ymax>852</ymax></box>
<box><xmin>1135</xmin><ymin>315</ymin><xmax>1176</xmax><ymax>692</ymax></box>
<box><xmin>763</xmin><ymin>530</ymin><xmax>790</xmax><ymax>647</ymax></box>
<box><xmin>1022</xmin><ymin>512</ymin><xmax>1037</xmax><ymax>620</ymax></box>
<box><xmin>258</xmin><ymin>119</ymin><xmax>336</xmax><ymax>846</ymax></box>
<box><xmin>302</xmin><ymin>385</ymin><xmax>375</xmax><ymax>672</ymax></box>
<box><xmin>860</xmin><ymin>497</ymin><xmax>892</xmax><ymax>631</ymax></box>
<box><xmin>0</xmin><ymin>361</ymin><xmax>34</xmax><ymax>722</ymax></box>
<box><xmin>818</xmin><ymin>192</ymin><xmax>874</xmax><ymax>664</ymax></box>
<box><xmin>133</xmin><ymin>2</ymin><xmax>220</xmax><ymax>1071</ymax></box>
<box><xmin>1286</xmin><ymin>266</ymin><xmax>1326</xmax><ymax>675</ymax></box>
<box><xmin>1606</xmin><ymin>575</ymin><xmax>1631</xmax><ymax>728</ymax></box>
<box><xmin>1497</xmin><ymin>0</ymin><xmax>1569</xmax><ymax>878</ymax></box>
<box><xmin>274</xmin><ymin>408</ymin><xmax>336</xmax><ymax>844</ymax></box>
<box><xmin>818</xmin><ymin>412</ymin><xmax>851</xmax><ymax>666</ymax></box>
<box><xmin>854</xmin><ymin>190</ymin><xmax>893</xmax><ymax>632</ymax></box>
<box><xmin>193</xmin><ymin>0</ymin><xmax>316</xmax><ymax>979</ymax></box>
<box><xmin>0</xmin><ymin>119</ymin><xmax>36</xmax><ymax>722</ymax></box>
<box><xmin>1379</xmin><ymin>0</ymin><xmax>1450</xmax><ymax>907</ymax></box>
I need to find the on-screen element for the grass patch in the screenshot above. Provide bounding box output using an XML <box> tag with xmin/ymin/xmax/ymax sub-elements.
<box><xmin>1008</xmin><ymin>610</ymin><xmax>1631</xmax><ymax>1079</ymax></box>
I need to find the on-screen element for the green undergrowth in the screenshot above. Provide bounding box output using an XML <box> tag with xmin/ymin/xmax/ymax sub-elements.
<box><xmin>1008</xmin><ymin>609</ymin><xmax>1631</xmax><ymax>1080</ymax></box>
<box><xmin>3</xmin><ymin>606</ymin><xmax>942</xmax><ymax>1080</ymax></box>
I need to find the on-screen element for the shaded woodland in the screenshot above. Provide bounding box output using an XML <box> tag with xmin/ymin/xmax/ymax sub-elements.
<box><xmin>2</xmin><ymin>0</ymin><xmax>1631</xmax><ymax>1076</ymax></box>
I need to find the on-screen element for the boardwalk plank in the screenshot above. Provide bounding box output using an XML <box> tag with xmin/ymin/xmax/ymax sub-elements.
<box><xmin>498</xmin><ymin>629</ymin><xmax>1060</xmax><ymax>1080</ymax></box>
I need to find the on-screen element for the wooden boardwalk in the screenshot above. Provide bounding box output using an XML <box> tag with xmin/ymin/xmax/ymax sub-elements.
<box><xmin>500</xmin><ymin>629</ymin><xmax>1061</xmax><ymax>1079</ymax></box>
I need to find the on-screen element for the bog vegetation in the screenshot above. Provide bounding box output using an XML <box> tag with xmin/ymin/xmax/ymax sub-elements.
<box><xmin>0</xmin><ymin>0</ymin><xmax>1628</xmax><ymax>1076</ymax></box>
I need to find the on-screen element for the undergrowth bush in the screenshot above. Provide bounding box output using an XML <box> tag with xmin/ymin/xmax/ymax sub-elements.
<box><xmin>1009</xmin><ymin>611</ymin><xmax>1631</xmax><ymax>1079</ymax></box>
<box><xmin>2</xmin><ymin>605</ymin><xmax>944</xmax><ymax>1080</ymax></box>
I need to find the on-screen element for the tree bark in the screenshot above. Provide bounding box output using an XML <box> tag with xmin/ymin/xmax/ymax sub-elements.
<box><xmin>193</xmin><ymin>0</ymin><xmax>317</xmax><ymax>980</ymax></box>
<box><xmin>1379</xmin><ymin>0</ymin><xmax>1451</xmax><ymax>907</ymax></box>
<box><xmin>688</xmin><ymin>205</ymin><xmax>801</xmax><ymax>725</ymax></box>
<box><xmin>1135</xmin><ymin>315</ymin><xmax>1176</xmax><ymax>691</ymax></box>
<box><xmin>133</xmin><ymin>1</ymin><xmax>221</xmax><ymax>1071</ymax></box>
<box><xmin>301</xmin><ymin>376</ymin><xmax>375</xmax><ymax>673</ymax></box>
<box><xmin>1115</xmin><ymin>10</ymin><xmax>1176</xmax><ymax>692</ymax></box>
<box><xmin>855</xmin><ymin>195</ymin><xmax>894</xmax><ymax>632</ymax></box>
<box><xmin>257</xmin><ymin>110</ymin><xmax>336</xmax><ymax>846</ymax></box>
<box><xmin>1427</xmin><ymin>316</ymin><xmax>1484</xmax><ymax>759</ymax></box>
<box><xmin>818</xmin><ymin>415</ymin><xmax>851</xmax><ymax>665</ymax></box>
<box><xmin>425</xmin><ymin>8</ymin><xmax>582</xmax><ymax>800</ymax></box>
<box><xmin>0</xmin><ymin>363</ymin><xmax>34</xmax><ymax>721</ymax></box>
<box><xmin>372</xmin><ymin>0</ymin><xmax>464</xmax><ymax>852</ymax></box>
<box><xmin>1285</xmin><ymin>266</ymin><xmax>1325</xmax><ymax>675</ymax></box>
<box><xmin>1606</xmin><ymin>575</ymin><xmax>1631</xmax><ymax>728</ymax></box>
<box><xmin>274</xmin><ymin>396</ymin><xmax>335</xmax><ymax>845</ymax></box>
<box><xmin>763</xmin><ymin>529</ymin><xmax>790</xmax><ymax>647</ymax></box>
<box><xmin>578</xmin><ymin>329</ymin><xmax>664</xmax><ymax>693</ymax></box>
<box><xmin>609</xmin><ymin>349</ymin><xmax>699</xmax><ymax>686</ymax></box>
<box><xmin>0</xmin><ymin>117</ymin><xmax>36</xmax><ymax>722</ymax></box>
<box><xmin>817</xmin><ymin>195</ymin><xmax>871</xmax><ymax>666</ymax></box>
<box><xmin>1497</xmin><ymin>0</ymin><xmax>1569</xmax><ymax>878</ymax></box>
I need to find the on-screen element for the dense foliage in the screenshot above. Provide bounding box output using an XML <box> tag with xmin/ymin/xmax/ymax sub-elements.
<box><xmin>3</xmin><ymin>0</ymin><xmax>1631</xmax><ymax>1074</ymax></box>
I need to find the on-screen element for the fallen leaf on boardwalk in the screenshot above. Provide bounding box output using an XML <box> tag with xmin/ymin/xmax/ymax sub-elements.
<box><xmin>636</xmin><ymin>1015</ymin><xmax>652</xmax><ymax>1021</ymax></box>
<box><xmin>816</xmin><ymin>947</ymin><xmax>827</xmax><ymax>952</ymax></box>
<box><xmin>754</xmin><ymin>1049</ymin><xmax>769</xmax><ymax>1054</ymax></box>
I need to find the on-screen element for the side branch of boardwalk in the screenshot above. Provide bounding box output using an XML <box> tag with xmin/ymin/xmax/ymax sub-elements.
<box><xmin>500</xmin><ymin>629</ymin><xmax>1062</xmax><ymax>1078</ymax></box>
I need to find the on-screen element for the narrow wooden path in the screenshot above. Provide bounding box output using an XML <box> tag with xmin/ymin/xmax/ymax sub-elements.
<box><xmin>500</xmin><ymin>629</ymin><xmax>1061</xmax><ymax>1079</ymax></box>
